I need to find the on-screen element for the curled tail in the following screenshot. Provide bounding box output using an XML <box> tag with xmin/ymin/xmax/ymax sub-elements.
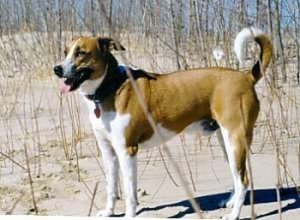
<box><xmin>234</xmin><ymin>27</ymin><xmax>273</xmax><ymax>83</ymax></box>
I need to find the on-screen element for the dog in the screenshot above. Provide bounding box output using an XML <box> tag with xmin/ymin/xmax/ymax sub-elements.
<box><xmin>53</xmin><ymin>27</ymin><xmax>272</xmax><ymax>219</ymax></box>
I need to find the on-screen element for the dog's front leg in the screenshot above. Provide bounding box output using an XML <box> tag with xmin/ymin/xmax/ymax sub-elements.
<box><xmin>95</xmin><ymin>137</ymin><xmax>119</xmax><ymax>217</ymax></box>
<box><xmin>110</xmin><ymin>114</ymin><xmax>138</xmax><ymax>217</ymax></box>
<box><xmin>114</xmin><ymin>145</ymin><xmax>138</xmax><ymax>217</ymax></box>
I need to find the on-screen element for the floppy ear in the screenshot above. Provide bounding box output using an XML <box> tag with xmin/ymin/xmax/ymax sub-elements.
<box><xmin>97</xmin><ymin>37</ymin><xmax>126</xmax><ymax>52</ymax></box>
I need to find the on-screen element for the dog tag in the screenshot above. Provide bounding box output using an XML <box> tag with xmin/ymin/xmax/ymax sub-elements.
<box><xmin>94</xmin><ymin>104</ymin><xmax>101</xmax><ymax>118</ymax></box>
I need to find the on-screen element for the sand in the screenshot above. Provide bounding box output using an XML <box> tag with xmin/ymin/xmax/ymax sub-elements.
<box><xmin>0</xmin><ymin>78</ymin><xmax>299</xmax><ymax>219</ymax></box>
<box><xmin>0</xmin><ymin>31</ymin><xmax>299</xmax><ymax>219</ymax></box>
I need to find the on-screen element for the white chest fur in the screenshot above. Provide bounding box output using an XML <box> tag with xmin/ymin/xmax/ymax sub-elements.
<box><xmin>83</xmin><ymin>97</ymin><xmax>131</xmax><ymax>143</ymax></box>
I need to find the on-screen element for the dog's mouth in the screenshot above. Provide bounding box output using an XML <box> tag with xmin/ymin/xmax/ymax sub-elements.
<box><xmin>59</xmin><ymin>67</ymin><xmax>94</xmax><ymax>93</ymax></box>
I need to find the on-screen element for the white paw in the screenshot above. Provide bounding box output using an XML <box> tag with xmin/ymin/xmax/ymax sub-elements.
<box><xmin>125</xmin><ymin>210</ymin><xmax>136</xmax><ymax>218</ymax></box>
<box><xmin>96</xmin><ymin>209</ymin><xmax>113</xmax><ymax>217</ymax></box>
<box><xmin>222</xmin><ymin>213</ymin><xmax>238</xmax><ymax>220</ymax></box>
<box><xmin>225</xmin><ymin>196</ymin><xmax>235</xmax><ymax>208</ymax></box>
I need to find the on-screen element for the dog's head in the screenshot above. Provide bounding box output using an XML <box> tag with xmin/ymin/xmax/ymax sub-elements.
<box><xmin>53</xmin><ymin>36</ymin><xmax>125</xmax><ymax>94</ymax></box>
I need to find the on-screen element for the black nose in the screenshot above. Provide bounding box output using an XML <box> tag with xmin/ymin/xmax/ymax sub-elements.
<box><xmin>53</xmin><ymin>65</ymin><xmax>63</xmax><ymax>77</ymax></box>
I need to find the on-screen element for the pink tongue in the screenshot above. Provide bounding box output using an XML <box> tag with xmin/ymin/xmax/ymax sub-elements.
<box><xmin>59</xmin><ymin>79</ymin><xmax>71</xmax><ymax>93</ymax></box>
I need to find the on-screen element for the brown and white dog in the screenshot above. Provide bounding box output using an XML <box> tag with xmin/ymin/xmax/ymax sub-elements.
<box><xmin>53</xmin><ymin>27</ymin><xmax>272</xmax><ymax>219</ymax></box>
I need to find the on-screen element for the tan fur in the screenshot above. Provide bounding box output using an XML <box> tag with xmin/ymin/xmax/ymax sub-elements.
<box><xmin>64</xmin><ymin>33</ymin><xmax>272</xmax><ymax>160</ymax></box>
<box><xmin>63</xmin><ymin>33</ymin><xmax>272</xmax><ymax>147</ymax></box>
<box><xmin>64</xmin><ymin>31</ymin><xmax>271</xmax><ymax>151</ymax></box>
<box><xmin>65</xmin><ymin>37</ymin><xmax>122</xmax><ymax>80</ymax></box>
<box><xmin>115</xmin><ymin>68</ymin><xmax>257</xmax><ymax>148</ymax></box>
<box><xmin>255</xmin><ymin>35</ymin><xmax>273</xmax><ymax>73</ymax></box>
<box><xmin>59</xmin><ymin>29</ymin><xmax>273</xmax><ymax>218</ymax></box>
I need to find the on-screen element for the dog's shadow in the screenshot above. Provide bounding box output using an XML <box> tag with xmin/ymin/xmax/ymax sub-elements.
<box><xmin>135</xmin><ymin>187</ymin><xmax>300</xmax><ymax>219</ymax></box>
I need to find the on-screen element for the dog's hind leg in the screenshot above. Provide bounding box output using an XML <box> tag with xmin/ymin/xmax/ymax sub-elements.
<box><xmin>95</xmin><ymin>137</ymin><xmax>119</xmax><ymax>217</ymax></box>
<box><xmin>216</xmin><ymin>129</ymin><xmax>227</xmax><ymax>161</ymax></box>
<box><xmin>220</xmin><ymin>126</ymin><xmax>249</xmax><ymax>220</ymax></box>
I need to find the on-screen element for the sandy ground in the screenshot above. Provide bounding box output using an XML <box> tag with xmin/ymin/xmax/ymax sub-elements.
<box><xmin>0</xmin><ymin>36</ymin><xmax>300</xmax><ymax>220</ymax></box>
<box><xmin>0</xmin><ymin>77</ymin><xmax>300</xmax><ymax>219</ymax></box>
<box><xmin>1</xmin><ymin>132</ymin><xmax>299</xmax><ymax>219</ymax></box>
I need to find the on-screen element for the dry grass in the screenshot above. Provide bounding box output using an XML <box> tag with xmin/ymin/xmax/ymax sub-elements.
<box><xmin>0</xmin><ymin>29</ymin><xmax>299</xmax><ymax>218</ymax></box>
<box><xmin>0</xmin><ymin>1</ymin><xmax>299</xmax><ymax>218</ymax></box>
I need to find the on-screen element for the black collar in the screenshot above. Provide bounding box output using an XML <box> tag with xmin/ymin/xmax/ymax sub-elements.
<box><xmin>85</xmin><ymin>65</ymin><xmax>128</xmax><ymax>103</ymax></box>
<box><xmin>85</xmin><ymin>65</ymin><xmax>155</xmax><ymax>117</ymax></box>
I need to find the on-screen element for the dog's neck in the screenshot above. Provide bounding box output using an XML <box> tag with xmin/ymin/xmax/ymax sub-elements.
<box><xmin>85</xmin><ymin>65</ymin><xmax>127</xmax><ymax>103</ymax></box>
<box><xmin>85</xmin><ymin>62</ymin><xmax>156</xmax><ymax>118</ymax></box>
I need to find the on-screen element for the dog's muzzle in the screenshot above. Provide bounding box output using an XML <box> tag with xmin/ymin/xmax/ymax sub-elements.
<box><xmin>53</xmin><ymin>64</ymin><xmax>77</xmax><ymax>78</ymax></box>
<box><xmin>53</xmin><ymin>65</ymin><xmax>64</xmax><ymax>78</ymax></box>
<box><xmin>53</xmin><ymin>64</ymin><xmax>94</xmax><ymax>93</ymax></box>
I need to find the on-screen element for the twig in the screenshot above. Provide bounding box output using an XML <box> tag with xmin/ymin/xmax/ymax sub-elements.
<box><xmin>93</xmin><ymin>1</ymin><xmax>203</xmax><ymax>216</ymax></box>
<box><xmin>246</xmin><ymin>151</ymin><xmax>256</xmax><ymax>220</ymax></box>
<box><xmin>239</xmin><ymin>95</ymin><xmax>256</xmax><ymax>220</ymax></box>
<box><xmin>0</xmin><ymin>151</ymin><xmax>26</xmax><ymax>171</ymax></box>
<box><xmin>6</xmin><ymin>191</ymin><xmax>25</xmax><ymax>215</ymax></box>
<box><xmin>124</xmin><ymin>66</ymin><xmax>203</xmax><ymax>218</ymax></box>
<box><xmin>275</xmin><ymin>183</ymin><xmax>282</xmax><ymax>220</ymax></box>
<box><xmin>158</xmin><ymin>147</ymin><xmax>179</xmax><ymax>187</ymax></box>
<box><xmin>298</xmin><ymin>143</ymin><xmax>300</xmax><ymax>185</ymax></box>
<box><xmin>180</xmin><ymin>136</ymin><xmax>197</xmax><ymax>191</ymax></box>
<box><xmin>23</xmin><ymin>143</ymin><xmax>38</xmax><ymax>214</ymax></box>
<box><xmin>88</xmin><ymin>181</ymin><xmax>99</xmax><ymax>216</ymax></box>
